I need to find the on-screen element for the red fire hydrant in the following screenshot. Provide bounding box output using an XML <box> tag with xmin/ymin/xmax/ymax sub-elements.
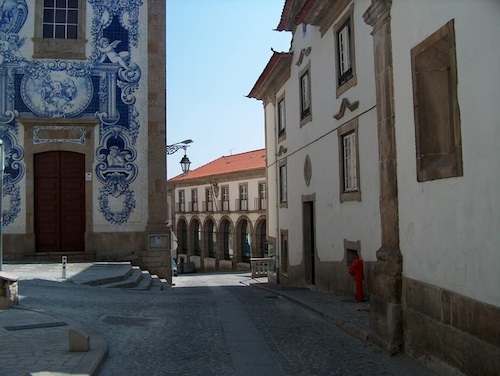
<box><xmin>348</xmin><ymin>255</ymin><xmax>364</xmax><ymax>302</ymax></box>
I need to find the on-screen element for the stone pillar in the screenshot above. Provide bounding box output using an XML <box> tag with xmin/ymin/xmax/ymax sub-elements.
<box><xmin>145</xmin><ymin>0</ymin><xmax>171</xmax><ymax>282</ymax></box>
<box><xmin>363</xmin><ymin>0</ymin><xmax>403</xmax><ymax>354</ymax></box>
<box><xmin>147</xmin><ymin>0</ymin><xmax>167</xmax><ymax>231</ymax></box>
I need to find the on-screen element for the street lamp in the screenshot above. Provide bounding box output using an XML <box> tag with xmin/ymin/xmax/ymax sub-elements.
<box><xmin>166</xmin><ymin>139</ymin><xmax>193</xmax><ymax>173</ymax></box>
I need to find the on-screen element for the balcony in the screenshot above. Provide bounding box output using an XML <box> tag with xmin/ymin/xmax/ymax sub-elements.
<box><xmin>220</xmin><ymin>200</ymin><xmax>230</xmax><ymax>212</ymax></box>
<box><xmin>236</xmin><ymin>199</ymin><xmax>248</xmax><ymax>211</ymax></box>
<box><xmin>203</xmin><ymin>201</ymin><xmax>214</xmax><ymax>212</ymax></box>
<box><xmin>254</xmin><ymin>198</ymin><xmax>267</xmax><ymax>211</ymax></box>
<box><xmin>190</xmin><ymin>202</ymin><xmax>198</xmax><ymax>212</ymax></box>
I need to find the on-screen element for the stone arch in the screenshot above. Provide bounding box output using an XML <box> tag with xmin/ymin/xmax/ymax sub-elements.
<box><xmin>218</xmin><ymin>216</ymin><xmax>234</xmax><ymax>261</ymax></box>
<box><xmin>254</xmin><ymin>215</ymin><xmax>267</xmax><ymax>258</ymax></box>
<box><xmin>235</xmin><ymin>215</ymin><xmax>253</xmax><ymax>263</ymax></box>
<box><xmin>189</xmin><ymin>216</ymin><xmax>202</xmax><ymax>257</ymax></box>
<box><xmin>176</xmin><ymin>217</ymin><xmax>188</xmax><ymax>257</ymax></box>
<box><xmin>203</xmin><ymin>216</ymin><xmax>217</xmax><ymax>259</ymax></box>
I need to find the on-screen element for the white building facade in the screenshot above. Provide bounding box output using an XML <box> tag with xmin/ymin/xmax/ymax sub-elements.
<box><xmin>168</xmin><ymin>150</ymin><xmax>268</xmax><ymax>272</ymax></box>
<box><xmin>249</xmin><ymin>0</ymin><xmax>500</xmax><ymax>374</ymax></box>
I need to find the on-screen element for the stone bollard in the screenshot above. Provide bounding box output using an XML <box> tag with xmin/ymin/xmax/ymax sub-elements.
<box><xmin>0</xmin><ymin>272</ymin><xmax>19</xmax><ymax>309</ymax></box>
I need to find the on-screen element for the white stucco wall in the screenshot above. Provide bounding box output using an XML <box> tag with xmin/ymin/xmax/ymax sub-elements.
<box><xmin>173</xmin><ymin>174</ymin><xmax>266</xmax><ymax>230</ymax></box>
<box><xmin>275</xmin><ymin>0</ymin><xmax>381</xmax><ymax>267</ymax></box>
<box><xmin>392</xmin><ymin>0</ymin><xmax>500</xmax><ymax>305</ymax></box>
<box><xmin>264</xmin><ymin>101</ymin><xmax>278</xmax><ymax>241</ymax></box>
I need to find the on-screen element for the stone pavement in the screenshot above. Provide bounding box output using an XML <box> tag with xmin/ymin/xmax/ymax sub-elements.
<box><xmin>242</xmin><ymin>278</ymin><xmax>371</xmax><ymax>343</ymax></box>
<box><xmin>0</xmin><ymin>263</ymin><xmax>409</xmax><ymax>375</ymax></box>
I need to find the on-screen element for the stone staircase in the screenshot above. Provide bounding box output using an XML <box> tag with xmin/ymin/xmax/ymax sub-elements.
<box><xmin>69</xmin><ymin>262</ymin><xmax>170</xmax><ymax>291</ymax></box>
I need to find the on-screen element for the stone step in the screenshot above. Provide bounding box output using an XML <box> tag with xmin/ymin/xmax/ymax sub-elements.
<box><xmin>100</xmin><ymin>267</ymin><xmax>143</xmax><ymax>288</ymax></box>
<box><xmin>71</xmin><ymin>262</ymin><xmax>133</xmax><ymax>286</ymax></box>
<box><xmin>149</xmin><ymin>275</ymin><xmax>170</xmax><ymax>291</ymax></box>
<box><xmin>132</xmin><ymin>271</ymin><xmax>153</xmax><ymax>290</ymax></box>
<box><xmin>68</xmin><ymin>262</ymin><xmax>167</xmax><ymax>292</ymax></box>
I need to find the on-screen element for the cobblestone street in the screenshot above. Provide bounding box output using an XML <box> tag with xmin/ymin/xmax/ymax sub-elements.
<box><xmin>10</xmin><ymin>269</ymin><xmax>434</xmax><ymax>375</ymax></box>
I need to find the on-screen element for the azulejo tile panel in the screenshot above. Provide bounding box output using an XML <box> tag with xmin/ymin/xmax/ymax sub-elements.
<box><xmin>0</xmin><ymin>0</ymin><xmax>145</xmax><ymax>226</ymax></box>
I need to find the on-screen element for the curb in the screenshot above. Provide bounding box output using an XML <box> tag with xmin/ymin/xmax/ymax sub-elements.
<box><xmin>12</xmin><ymin>306</ymin><xmax>109</xmax><ymax>376</ymax></box>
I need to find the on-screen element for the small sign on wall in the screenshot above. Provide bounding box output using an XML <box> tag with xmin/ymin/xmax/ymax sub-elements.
<box><xmin>147</xmin><ymin>233</ymin><xmax>170</xmax><ymax>251</ymax></box>
<box><xmin>85</xmin><ymin>172</ymin><xmax>92</xmax><ymax>181</ymax></box>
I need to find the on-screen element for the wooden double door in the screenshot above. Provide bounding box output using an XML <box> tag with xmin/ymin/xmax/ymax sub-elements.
<box><xmin>34</xmin><ymin>151</ymin><xmax>85</xmax><ymax>252</ymax></box>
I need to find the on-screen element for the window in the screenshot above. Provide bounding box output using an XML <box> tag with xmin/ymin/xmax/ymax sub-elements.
<box><xmin>205</xmin><ymin>187</ymin><xmax>213</xmax><ymax>211</ymax></box>
<box><xmin>277</xmin><ymin>96</ymin><xmax>286</xmax><ymax>141</ymax></box>
<box><xmin>178</xmin><ymin>190</ymin><xmax>185</xmax><ymax>212</ymax></box>
<box><xmin>343</xmin><ymin>133</ymin><xmax>357</xmax><ymax>190</ymax></box>
<box><xmin>411</xmin><ymin>19</ymin><xmax>463</xmax><ymax>182</ymax></box>
<box><xmin>344</xmin><ymin>239</ymin><xmax>361</xmax><ymax>267</ymax></box>
<box><xmin>338</xmin><ymin>21</ymin><xmax>352</xmax><ymax>85</ymax></box>
<box><xmin>334</xmin><ymin>4</ymin><xmax>356</xmax><ymax>97</ymax></box>
<box><xmin>258</xmin><ymin>182</ymin><xmax>267</xmax><ymax>210</ymax></box>
<box><xmin>43</xmin><ymin>0</ymin><xmax>79</xmax><ymax>39</ymax></box>
<box><xmin>279</xmin><ymin>161</ymin><xmax>287</xmax><ymax>207</ymax></box>
<box><xmin>221</xmin><ymin>186</ymin><xmax>229</xmax><ymax>211</ymax></box>
<box><xmin>191</xmin><ymin>189</ymin><xmax>198</xmax><ymax>212</ymax></box>
<box><xmin>338</xmin><ymin>118</ymin><xmax>361</xmax><ymax>202</ymax></box>
<box><xmin>34</xmin><ymin>0</ymin><xmax>87</xmax><ymax>59</ymax></box>
<box><xmin>300</xmin><ymin>69</ymin><xmax>311</xmax><ymax>121</ymax></box>
<box><xmin>239</xmin><ymin>184</ymin><xmax>248</xmax><ymax>211</ymax></box>
<box><xmin>302</xmin><ymin>23</ymin><xmax>307</xmax><ymax>37</ymax></box>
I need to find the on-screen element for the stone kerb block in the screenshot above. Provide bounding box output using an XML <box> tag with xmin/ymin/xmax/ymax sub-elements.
<box><xmin>69</xmin><ymin>329</ymin><xmax>90</xmax><ymax>352</ymax></box>
<box><xmin>0</xmin><ymin>272</ymin><xmax>19</xmax><ymax>309</ymax></box>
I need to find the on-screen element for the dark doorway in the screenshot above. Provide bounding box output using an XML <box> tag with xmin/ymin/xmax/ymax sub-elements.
<box><xmin>34</xmin><ymin>151</ymin><xmax>85</xmax><ymax>252</ymax></box>
<box><xmin>303</xmin><ymin>201</ymin><xmax>315</xmax><ymax>285</ymax></box>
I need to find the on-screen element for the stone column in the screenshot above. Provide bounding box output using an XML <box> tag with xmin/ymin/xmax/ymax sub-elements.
<box><xmin>363</xmin><ymin>0</ymin><xmax>403</xmax><ymax>354</ymax></box>
<box><xmin>147</xmin><ymin>0</ymin><xmax>167</xmax><ymax>230</ymax></box>
<box><xmin>145</xmin><ymin>0</ymin><xmax>170</xmax><ymax>280</ymax></box>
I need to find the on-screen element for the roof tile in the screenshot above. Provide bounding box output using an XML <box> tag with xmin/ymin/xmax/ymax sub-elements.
<box><xmin>169</xmin><ymin>149</ymin><xmax>266</xmax><ymax>182</ymax></box>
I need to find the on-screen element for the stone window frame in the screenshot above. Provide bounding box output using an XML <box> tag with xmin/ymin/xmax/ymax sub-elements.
<box><xmin>338</xmin><ymin>117</ymin><xmax>361</xmax><ymax>202</ymax></box>
<box><xmin>299</xmin><ymin>61</ymin><xmax>312</xmax><ymax>127</ymax></box>
<box><xmin>33</xmin><ymin>0</ymin><xmax>87</xmax><ymax>60</ymax></box>
<box><xmin>277</xmin><ymin>92</ymin><xmax>287</xmax><ymax>143</ymax></box>
<box><xmin>279</xmin><ymin>159</ymin><xmax>288</xmax><ymax>208</ymax></box>
<box><xmin>334</xmin><ymin>3</ymin><xmax>357</xmax><ymax>98</ymax></box>
<box><xmin>411</xmin><ymin>19</ymin><xmax>463</xmax><ymax>182</ymax></box>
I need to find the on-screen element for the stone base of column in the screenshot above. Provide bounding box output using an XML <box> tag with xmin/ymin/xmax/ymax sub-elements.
<box><xmin>369</xmin><ymin>294</ymin><xmax>403</xmax><ymax>354</ymax></box>
<box><xmin>369</xmin><ymin>246</ymin><xmax>403</xmax><ymax>354</ymax></box>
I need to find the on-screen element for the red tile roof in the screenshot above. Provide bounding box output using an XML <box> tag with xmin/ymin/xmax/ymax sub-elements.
<box><xmin>276</xmin><ymin>0</ymin><xmax>310</xmax><ymax>32</ymax></box>
<box><xmin>169</xmin><ymin>149</ymin><xmax>266</xmax><ymax>182</ymax></box>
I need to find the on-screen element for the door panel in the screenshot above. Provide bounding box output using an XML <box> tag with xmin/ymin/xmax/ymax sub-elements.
<box><xmin>35</xmin><ymin>152</ymin><xmax>85</xmax><ymax>252</ymax></box>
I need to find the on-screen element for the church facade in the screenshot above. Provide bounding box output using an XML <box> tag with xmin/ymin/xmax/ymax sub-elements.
<box><xmin>0</xmin><ymin>1</ymin><xmax>169</xmax><ymax>279</ymax></box>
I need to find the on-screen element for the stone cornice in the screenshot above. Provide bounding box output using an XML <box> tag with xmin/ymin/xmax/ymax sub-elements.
<box><xmin>248</xmin><ymin>52</ymin><xmax>293</xmax><ymax>105</ymax></box>
<box><xmin>304</xmin><ymin>0</ymin><xmax>351</xmax><ymax>36</ymax></box>
<box><xmin>167</xmin><ymin>168</ymin><xmax>266</xmax><ymax>190</ymax></box>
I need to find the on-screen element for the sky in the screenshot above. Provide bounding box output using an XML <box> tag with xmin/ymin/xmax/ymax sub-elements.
<box><xmin>166</xmin><ymin>0</ymin><xmax>291</xmax><ymax>179</ymax></box>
